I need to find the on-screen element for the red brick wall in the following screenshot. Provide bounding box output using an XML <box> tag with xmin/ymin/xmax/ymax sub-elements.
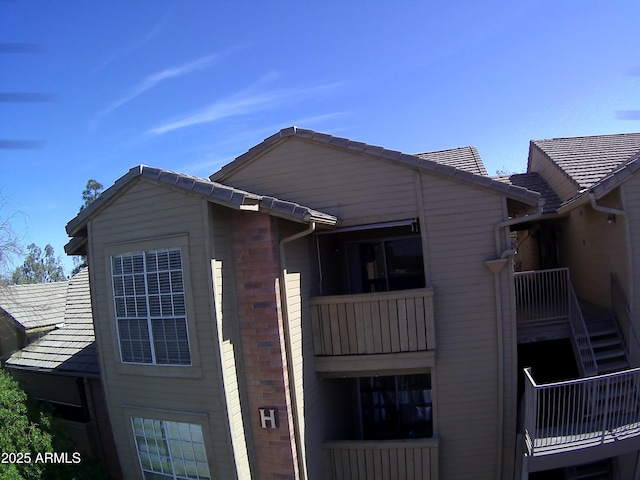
<box><xmin>231</xmin><ymin>211</ymin><xmax>299</xmax><ymax>480</ymax></box>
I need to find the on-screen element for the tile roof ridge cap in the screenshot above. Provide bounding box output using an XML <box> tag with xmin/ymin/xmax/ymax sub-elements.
<box><xmin>415</xmin><ymin>145</ymin><xmax>476</xmax><ymax>155</ymax></box>
<box><xmin>533</xmin><ymin>132</ymin><xmax>640</xmax><ymax>144</ymax></box>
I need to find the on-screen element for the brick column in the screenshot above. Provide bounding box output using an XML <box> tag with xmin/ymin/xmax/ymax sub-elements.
<box><xmin>231</xmin><ymin>211</ymin><xmax>299</xmax><ymax>480</ymax></box>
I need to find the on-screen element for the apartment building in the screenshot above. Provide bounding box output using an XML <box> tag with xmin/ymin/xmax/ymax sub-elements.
<box><xmin>64</xmin><ymin>128</ymin><xmax>640</xmax><ymax>479</ymax></box>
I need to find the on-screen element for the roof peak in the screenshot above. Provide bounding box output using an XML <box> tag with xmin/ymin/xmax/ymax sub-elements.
<box><xmin>210</xmin><ymin>126</ymin><xmax>535</xmax><ymax>204</ymax></box>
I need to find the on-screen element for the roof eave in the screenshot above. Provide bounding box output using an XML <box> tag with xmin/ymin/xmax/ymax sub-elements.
<box><xmin>3</xmin><ymin>362</ymin><xmax>100</xmax><ymax>378</ymax></box>
<box><xmin>211</xmin><ymin>127</ymin><xmax>541</xmax><ymax>207</ymax></box>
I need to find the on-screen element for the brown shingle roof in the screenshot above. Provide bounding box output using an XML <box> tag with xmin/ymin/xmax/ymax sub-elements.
<box><xmin>416</xmin><ymin>146</ymin><xmax>488</xmax><ymax>176</ymax></box>
<box><xmin>532</xmin><ymin>133</ymin><xmax>640</xmax><ymax>189</ymax></box>
<box><xmin>5</xmin><ymin>268</ymin><xmax>99</xmax><ymax>376</ymax></box>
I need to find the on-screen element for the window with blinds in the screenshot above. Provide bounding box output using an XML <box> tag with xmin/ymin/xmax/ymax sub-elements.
<box><xmin>111</xmin><ymin>249</ymin><xmax>191</xmax><ymax>365</ymax></box>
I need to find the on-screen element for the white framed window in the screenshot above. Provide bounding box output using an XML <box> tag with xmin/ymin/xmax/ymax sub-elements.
<box><xmin>132</xmin><ymin>417</ymin><xmax>211</xmax><ymax>480</ymax></box>
<box><xmin>111</xmin><ymin>249</ymin><xmax>191</xmax><ymax>365</ymax></box>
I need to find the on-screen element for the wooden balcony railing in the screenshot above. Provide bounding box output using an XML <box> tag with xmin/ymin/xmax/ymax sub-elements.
<box><xmin>523</xmin><ymin>367</ymin><xmax>640</xmax><ymax>460</ymax></box>
<box><xmin>310</xmin><ymin>288</ymin><xmax>435</xmax><ymax>356</ymax></box>
<box><xmin>323</xmin><ymin>439</ymin><xmax>439</xmax><ymax>480</ymax></box>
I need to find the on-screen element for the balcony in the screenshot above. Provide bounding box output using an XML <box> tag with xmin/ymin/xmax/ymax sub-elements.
<box><xmin>310</xmin><ymin>288</ymin><xmax>435</xmax><ymax>374</ymax></box>
<box><xmin>323</xmin><ymin>438</ymin><xmax>439</xmax><ymax>480</ymax></box>
<box><xmin>522</xmin><ymin>367</ymin><xmax>640</xmax><ymax>472</ymax></box>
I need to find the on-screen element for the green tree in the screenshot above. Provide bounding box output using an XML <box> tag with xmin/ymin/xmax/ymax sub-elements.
<box><xmin>0</xmin><ymin>369</ymin><xmax>55</xmax><ymax>479</ymax></box>
<box><xmin>72</xmin><ymin>179</ymin><xmax>103</xmax><ymax>276</ymax></box>
<box><xmin>0</xmin><ymin>369</ymin><xmax>111</xmax><ymax>480</ymax></box>
<box><xmin>10</xmin><ymin>243</ymin><xmax>66</xmax><ymax>284</ymax></box>
<box><xmin>80</xmin><ymin>179</ymin><xmax>103</xmax><ymax>211</ymax></box>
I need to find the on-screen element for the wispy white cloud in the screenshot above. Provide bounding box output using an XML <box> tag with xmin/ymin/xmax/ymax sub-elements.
<box><xmin>146</xmin><ymin>78</ymin><xmax>343</xmax><ymax>136</ymax></box>
<box><xmin>93</xmin><ymin>13</ymin><xmax>169</xmax><ymax>73</ymax></box>
<box><xmin>90</xmin><ymin>53</ymin><xmax>221</xmax><ymax>130</ymax></box>
<box><xmin>173</xmin><ymin>111</ymin><xmax>351</xmax><ymax>176</ymax></box>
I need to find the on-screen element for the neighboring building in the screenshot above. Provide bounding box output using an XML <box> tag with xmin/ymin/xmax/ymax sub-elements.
<box><xmin>0</xmin><ymin>277</ymin><xmax>68</xmax><ymax>361</ymax></box>
<box><xmin>3</xmin><ymin>269</ymin><xmax>122</xmax><ymax>480</ymax></box>
<box><xmin>64</xmin><ymin>127</ymin><xmax>640</xmax><ymax>479</ymax></box>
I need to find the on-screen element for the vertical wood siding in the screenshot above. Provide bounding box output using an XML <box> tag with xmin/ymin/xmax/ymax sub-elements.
<box><xmin>309</xmin><ymin>289</ymin><xmax>435</xmax><ymax>356</ymax></box>
<box><xmin>323</xmin><ymin>440</ymin><xmax>439</xmax><ymax>480</ymax></box>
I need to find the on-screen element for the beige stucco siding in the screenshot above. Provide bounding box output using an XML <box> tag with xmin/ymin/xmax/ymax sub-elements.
<box><xmin>558</xmin><ymin>192</ymin><xmax>629</xmax><ymax>308</ymax></box>
<box><xmin>622</xmin><ymin>172</ymin><xmax>640</xmax><ymax>331</ymax></box>
<box><xmin>88</xmin><ymin>179</ymin><xmax>238</xmax><ymax>480</ymax></box>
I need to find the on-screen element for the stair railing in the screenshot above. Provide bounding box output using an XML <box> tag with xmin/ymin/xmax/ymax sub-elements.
<box><xmin>567</xmin><ymin>275</ymin><xmax>598</xmax><ymax>376</ymax></box>
<box><xmin>515</xmin><ymin>268</ymin><xmax>597</xmax><ymax>375</ymax></box>
<box><xmin>611</xmin><ymin>273</ymin><xmax>640</xmax><ymax>367</ymax></box>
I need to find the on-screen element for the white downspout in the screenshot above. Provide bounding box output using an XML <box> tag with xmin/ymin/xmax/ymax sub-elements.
<box><xmin>589</xmin><ymin>192</ymin><xmax>625</xmax><ymax>217</ymax></box>
<box><xmin>278</xmin><ymin>221</ymin><xmax>317</xmax><ymax>480</ymax></box>
<box><xmin>491</xmin><ymin>199</ymin><xmax>544</xmax><ymax>479</ymax></box>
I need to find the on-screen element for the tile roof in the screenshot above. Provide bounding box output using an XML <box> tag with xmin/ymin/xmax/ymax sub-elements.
<box><xmin>532</xmin><ymin>133</ymin><xmax>640</xmax><ymax>189</ymax></box>
<box><xmin>0</xmin><ymin>279</ymin><xmax>68</xmax><ymax>330</ymax></box>
<box><xmin>492</xmin><ymin>172</ymin><xmax>562</xmax><ymax>214</ymax></box>
<box><xmin>5</xmin><ymin>268</ymin><xmax>99</xmax><ymax>376</ymax></box>
<box><xmin>210</xmin><ymin>127</ymin><xmax>541</xmax><ymax>207</ymax></box>
<box><xmin>66</xmin><ymin>165</ymin><xmax>337</xmax><ymax>243</ymax></box>
<box><xmin>416</xmin><ymin>146</ymin><xmax>488</xmax><ymax>176</ymax></box>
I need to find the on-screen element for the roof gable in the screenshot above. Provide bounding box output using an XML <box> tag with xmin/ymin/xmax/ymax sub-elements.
<box><xmin>531</xmin><ymin>133</ymin><xmax>640</xmax><ymax>189</ymax></box>
<box><xmin>210</xmin><ymin>127</ymin><xmax>540</xmax><ymax>206</ymax></box>
<box><xmin>65</xmin><ymin>165</ymin><xmax>337</xmax><ymax>252</ymax></box>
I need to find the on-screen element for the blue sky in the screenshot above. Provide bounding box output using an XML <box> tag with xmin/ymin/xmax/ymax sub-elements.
<box><xmin>1</xmin><ymin>0</ymin><xmax>640</xmax><ymax>275</ymax></box>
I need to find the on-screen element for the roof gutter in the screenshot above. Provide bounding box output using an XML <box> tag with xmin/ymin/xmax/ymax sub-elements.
<box><xmin>494</xmin><ymin>199</ymin><xmax>545</xmax><ymax>256</ymax></box>
<box><xmin>278</xmin><ymin>221</ymin><xmax>317</xmax><ymax>480</ymax></box>
<box><xmin>589</xmin><ymin>192</ymin><xmax>625</xmax><ymax>217</ymax></box>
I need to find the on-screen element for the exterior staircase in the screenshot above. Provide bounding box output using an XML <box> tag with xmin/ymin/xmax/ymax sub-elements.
<box><xmin>580</xmin><ymin>300</ymin><xmax>630</xmax><ymax>374</ymax></box>
<box><xmin>565</xmin><ymin>459</ymin><xmax>612</xmax><ymax>480</ymax></box>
